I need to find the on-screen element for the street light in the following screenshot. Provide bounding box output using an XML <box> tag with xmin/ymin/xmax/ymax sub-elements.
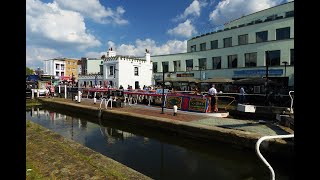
<box><xmin>265</xmin><ymin>51</ymin><xmax>270</xmax><ymax>105</ymax></box>
<box><xmin>161</xmin><ymin>63</ymin><xmax>165</xmax><ymax>114</ymax></box>
<box><xmin>282</xmin><ymin>61</ymin><xmax>288</xmax><ymax>77</ymax></box>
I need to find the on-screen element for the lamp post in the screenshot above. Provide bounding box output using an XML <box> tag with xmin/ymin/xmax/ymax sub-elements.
<box><xmin>265</xmin><ymin>51</ymin><xmax>270</xmax><ymax>105</ymax></box>
<box><xmin>282</xmin><ymin>61</ymin><xmax>288</xmax><ymax>77</ymax></box>
<box><xmin>161</xmin><ymin>63</ymin><xmax>165</xmax><ymax>114</ymax></box>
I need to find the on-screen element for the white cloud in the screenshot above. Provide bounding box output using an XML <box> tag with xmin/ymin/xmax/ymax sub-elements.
<box><xmin>26</xmin><ymin>0</ymin><xmax>101</xmax><ymax>51</ymax></box>
<box><xmin>174</xmin><ymin>0</ymin><xmax>207</xmax><ymax>21</ymax></box>
<box><xmin>55</xmin><ymin>0</ymin><xmax>128</xmax><ymax>24</ymax></box>
<box><xmin>26</xmin><ymin>46</ymin><xmax>62</xmax><ymax>69</ymax></box>
<box><xmin>209</xmin><ymin>0</ymin><xmax>285</xmax><ymax>25</ymax></box>
<box><xmin>167</xmin><ymin>19</ymin><xmax>197</xmax><ymax>38</ymax></box>
<box><xmin>99</xmin><ymin>39</ymin><xmax>187</xmax><ymax>57</ymax></box>
<box><xmin>84</xmin><ymin>52</ymin><xmax>105</xmax><ymax>58</ymax></box>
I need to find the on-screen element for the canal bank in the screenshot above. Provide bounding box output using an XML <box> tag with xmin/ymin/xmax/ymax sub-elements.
<box><xmin>38</xmin><ymin>98</ymin><xmax>294</xmax><ymax>159</ymax></box>
<box><xmin>26</xmin><ymin>120</ymin><xmax>152</xmax><ymax>179</ymax></box>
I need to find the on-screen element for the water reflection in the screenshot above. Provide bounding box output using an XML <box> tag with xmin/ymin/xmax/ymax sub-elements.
<box><xmin>26</xmin><ymin>108</ymin><xmax>293</xmax><ymax>180</ymax></box>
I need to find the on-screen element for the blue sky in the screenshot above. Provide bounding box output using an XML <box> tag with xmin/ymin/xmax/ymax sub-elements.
<box><xmin>26</xmin><ymin>0</ymin><xmax>293</xmax><ymax>69</ymax></box>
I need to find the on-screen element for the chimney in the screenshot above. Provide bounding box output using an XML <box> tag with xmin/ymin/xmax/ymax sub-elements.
<box><xmin>145</xmin><ymin>49</ymin><xmax>150</xmax><ymax>63</ymax></box>
<box><xmin>107</xmin><ymin>47</ymin><xmax>116</xmax><ymax>57</ymax></box>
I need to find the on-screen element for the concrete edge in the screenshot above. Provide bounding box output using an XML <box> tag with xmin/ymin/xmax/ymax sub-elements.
<box><xmin>38</xmin><ymin>98</ymin><xmax>294</xmax><ymax>158</ymax></box>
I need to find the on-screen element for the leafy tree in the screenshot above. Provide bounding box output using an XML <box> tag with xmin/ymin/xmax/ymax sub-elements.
<box><xmin>26</xmin><ymin>67</ymin><xmax>34</xmax><ymax>75</ymax></box>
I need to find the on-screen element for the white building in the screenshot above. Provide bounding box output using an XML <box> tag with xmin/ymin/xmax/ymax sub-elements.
<box><xmin>43</xmin><ymin>58</ymin><xmax>66</xmax><ymax>77</ymax></box>
<box><xmin>102</xmin><ymin>48</ymin><xmax>153</xmax><ymax>89</ymax></box>
<box><xmin>151</xmin><ymin>1</ymin><xmax>294</xmax><ymax>88</ymax></box>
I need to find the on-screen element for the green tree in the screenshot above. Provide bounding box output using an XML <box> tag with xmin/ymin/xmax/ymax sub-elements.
<box><xmin>26</xmin><ymin>67</ymin><xmax>34</xmax><ymax>75</ymax></box>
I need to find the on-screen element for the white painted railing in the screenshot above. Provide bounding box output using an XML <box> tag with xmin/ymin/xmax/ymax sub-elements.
<box><xmin>255</xmin><ymin>134</ymin><xmax>294</xmax><ymax>180</ymax></box>
<box><xmin>289</xmin><ymin>91</ymin><xmax>294</xmax><ymax>114</ymax></box>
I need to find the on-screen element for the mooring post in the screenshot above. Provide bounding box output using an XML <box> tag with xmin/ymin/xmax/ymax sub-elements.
<box><xmin>64</xmin><ymin>85</ymin><xmax>67</xmax><ymax>99</ymax></box>
<box><xmin>31</xmin><ymin>89</ymin><xmax>34</xmax><ymax>99</ymax></box>
<box><xmin>36</xmin><ymin>90</ymin><xmax>40</xmax><ymax>98</ymax></box>
<box><xmin>78</xmin><ymin>90</ymin><xmax>81</xmax><ymax>103</ymax></box>
<box><xmin>58</xmin><ymin>85</ymin><xmax>61</xmax><ymax>97</ymax></box>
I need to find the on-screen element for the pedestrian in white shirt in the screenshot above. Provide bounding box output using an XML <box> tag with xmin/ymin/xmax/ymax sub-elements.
<box><xmin>208</xmin><ymin>84</ymin><xmax>218</xmax><ymax>112</ymax></box>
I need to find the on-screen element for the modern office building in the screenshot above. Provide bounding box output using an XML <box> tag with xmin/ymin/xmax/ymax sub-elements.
<box><xmin>151</xmin><ymin>1</ymin><xmax>294</xmax><ymax>89</ymax></box>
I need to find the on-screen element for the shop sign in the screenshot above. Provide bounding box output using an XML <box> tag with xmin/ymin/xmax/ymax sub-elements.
<box><xmin>234</xmin><ymin>69</ymin><xmax>283</xmax><ymax>76</ymax></box>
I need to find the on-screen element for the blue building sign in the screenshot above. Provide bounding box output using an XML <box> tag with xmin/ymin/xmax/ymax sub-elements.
<box><xmin>234</xmin><ymin>69</ymin><xmax>283</xmax><ymax>76</ymax></box>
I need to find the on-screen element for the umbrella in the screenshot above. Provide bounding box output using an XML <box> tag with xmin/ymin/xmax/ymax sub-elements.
<box><xmin>157</xmin><ymin>77</ymin><xmax>199</xmax><ymax>83</ymax></box>
<box><xmin>232</xmin><ymin>77</ymin><xmax>280</xmax><ymax>85</ymax></box>
<box><xmin>200</xmin><ymin>77</ymin><xmax>234</xmax><ymax>83</ymax></box>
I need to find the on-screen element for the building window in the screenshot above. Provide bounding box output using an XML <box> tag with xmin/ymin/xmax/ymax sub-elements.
<box><xmin>56</xmin><ymin>64</ymin><xmax>60</xmax><ymax>70</ymax></box>
<box><xmin>200</xmin><ymin>43</ymin><xmax>206</xmax><ymax>51</ymax></box>
<box><xmin>73</xmin><ymin>62</ymin><xmax>76</xmax><ymax>65</ymax></box>
<box><xmin>61</xmin><ymin>72</ymin><xmax>64</xmax><ymax>76</ymax></box>
<box><xmin>224</xmin><ymin>37</ymin><xmax>232</xmax><ymax>48</ymax></box>
<box><xmin>162</xmin><ymin>62</ymin><xmax>169</xmax><ymax>73</ymax></box>
<box><xmin>256</xmin><ymin>31</ymin><xmax>268</xmax><ymax>42</ymax></box>
<box><xmin>61</xmin><ymin>64</ymin><xmax>65</xmax><ymax>70</ymax></box>
<box><xmin>134</xmin><ymin>67</ymin><xmax>139</xmax><ymax>76</ymax></box>
<box><xmin>276</xmin><ymin>27</ymin><xmax>290</xmax><ymax>40</ymax></box>
<box><xmin>211</xmin><ymin>40</ymin><xmax>218</xmax><ymax>49</ymax></box>
<box><xmin>109</xmin><ymin>66</ymin><xmax>114</xmax><ymax>76</ymax></box>
<box><xmin>290</xmin><ymin>49</ymin><xmax>294</xmax><ymax>65</ymax></box>
<box><xmin>186</xmin><ymin>59</ymin><xmax>193</xmax><ymax>71</ymax></box>
<box><xmin>198</xmin><ymin>58</ymin><xmax>207</xmax><ymax>70</ymax></box>
<box><xmin>238</xmin><ymin>34</ymin><xmax>248</xmax><ymax>45</ymax></box>
<box><xmin>56</xmin><ymin>72</ymin><xmax>59</xmax><ymax>76</ymax></box>
<box><xmin>245</xmin><ymin>52</ymin><xmax>257</xmax><ymax>67</ymax></box>
<box><xmin>190</xmin><ymin>45</ymin><xmax>196</xmax><ymax>52</ymax></box>
<box><xmin>153</xmin><ymin>62</ymin><xmax>158</xmax><ymax>73</ymax></box>
<box><xmin>266</xmin><ymin>50</ymin><xmax>280</xmax><ymax>66</ymax></box>
<box><xmin>228</xmin><ymin>55</ymin><xmax>238</xmax><ymax>68</ymax></box>
<box><xmin>173</xmin><ymin>60</ymin><xmax>181</xmax><ymax>72</ymax></box>
<box><xmin>212</xmin><ymin>57</ymin><xmax>221</xmax><ymax>69</ymax></box>
<box><xmin>99</xmin><ymin>65</ymin><xmax>103</xmax><ymax>75</ymax></box>
<box><xmin>68</xmin><ymin>61</ymin><xmax>70</xmax><ymax>65</ymax></box>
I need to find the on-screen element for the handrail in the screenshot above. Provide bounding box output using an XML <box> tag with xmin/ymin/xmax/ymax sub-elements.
<box><xmin>255</xmin><ymin>134</ymin><xmax>294</xmax><ymax>180</ymax></box>
<box><xmin>289</xmin><ymin>91</ymin><xmax>294</xmax><ymax>114</ymax></box>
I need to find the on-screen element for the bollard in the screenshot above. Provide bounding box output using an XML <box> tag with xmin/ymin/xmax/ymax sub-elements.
<box><xmin>31</xmin><ymin>89</ymin><xmax>34</xmax><ymax>99</ymax></box>
<box><xmin>64</xmin><ymin>85</ymin><xmax>67</xmax><ymax>99</ymax></box>
<box><xmin>78</xmin><ymin>91</ymin><xmax>81</xmax><ymax>103</ymax></box>
<box><xmin>37</xmin><ymin>90</ymin><xmax>40</xmax><ymax>98</ymax></box>
<box><xmin>75</xmin><ymin>96</ymin><xmax>78</xmax><ymax>101</ymax></box>
<box><xmin>173</xmin><ymin>105</ymin><xmax>178</xmax><ymax>116</ymax></box>
<box><xmin>94</xmin><ymin>98</ymin><xmax>97</xmax><ymax>104</ymax></box>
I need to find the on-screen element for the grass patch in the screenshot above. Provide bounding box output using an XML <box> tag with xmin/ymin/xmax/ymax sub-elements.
<box><xmin>26</xmin><ymin>99</ymin><xmax>42</xmax><ymax>107</ymax></box>
<box><xmin>26</xmin><ymin>161</ymin><xmax>44</xmax><ymax>180</ymax></box>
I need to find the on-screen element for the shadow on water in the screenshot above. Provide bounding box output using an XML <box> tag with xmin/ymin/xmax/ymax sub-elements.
<box><xmin>26</xmin><ymin>106</ymin><xmax>293</xmax><ymax>180</ymax></box>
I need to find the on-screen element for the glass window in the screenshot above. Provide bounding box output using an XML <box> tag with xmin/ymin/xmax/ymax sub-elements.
<box><xmin>266</xmin><ymin>50</ymin><xmax>280</xmax><ymax>66</ymax></box>
<box><xmin>290</xmin><ymin>49</ymin><xmax>294</xmax><ymax>65</ymax></box>
<box><xmin>186</xmin><ymin>59</ymin><xmax>193</xmax><ymax>71</ymax></box>
<box><xmin>198</xmin><ymin>58</ymin><xmax>207</xmax><ymax>70</ymax></box>
<box><xmin>56</xmin><ymin>72</ymin><xmax>59</xmax><ymax>76</ymax></box>
<box><xmin>200</xmin><ymin>43</ymin><xmax>206</xmax><ymax>51</ymax></box>
<box><xmin>224</xmin><ymin>37</ymin><xmax>232</xmax><ymax>48</ymax></box>
<box><xmin>212</xmin><ymin>57</ymin><xmax>221</xmax><ymax>69</ymax></box>
<box><xmin>238</xmin><ymin>34</ymin><xmax>248</xmax><ymax>45</ymax></box>
<box><xmin>190</xmin><ymin>45</ymin><xmax>196</xmax><ymax>52</ymax></box>
<box><xmin>134</xmin><ymin>67</ymin><xmax>139</xmax><ymax>76</ymax></box>
<box><xmin>245</xmin><ymin>52</ymin><xmax>257</xmax><ymax>67</ymax></box>
<box><xmin>162</xmin><ymin>62</ymin><xmax>169</xmax><ymax>73</ymax></box>
<box><xmin>56</xmin><ymin>64</ymin><xmax>60</xmax><ymax>70</ymax></box>
<box><xmin>153</xmin><ymin>62</ymin><xmax>158</xmax><ymax>73</ymax></box>
<box><xmin>228</xmin><ymin>55</ymin><xmax>238</xmax><ymax>68</ymax></box>
<box><xmin>109</xmin><ymin>66</ymin><xmax>114</xmax><ymax>75</ymax></box>
<box><xmin>276</xmin><ymin>27</ymin><xmax>290</xmax><ymax>40</ymax></box>
<box><xmin>256</xmin><ymin>31</ymin><xmax>268</xmax><ymax>42</ymax></box>
<box><xmin>211</xmin><ymin>40</ymin><xmax>218</xmax><ymax>49</ymax></box>
<box><xmin>286</xmin><ymin>11</ymin><xmax>294</xmax><ymax>17</ymax></box>
<box><xmin>173</xmin><ymin>60</ymin><xmax>181</xmax><ymax>72</ymax></box>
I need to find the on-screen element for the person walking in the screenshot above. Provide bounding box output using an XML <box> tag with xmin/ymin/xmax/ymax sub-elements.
<box><xmin>208</xmin><ymin>84</ymin><xmax>218</xmax><ymax>112</ymax></box>
<box><xmin>239</xmin><ymin>86</ymin><xmax>246</xmax><ymax>104</ymax></box>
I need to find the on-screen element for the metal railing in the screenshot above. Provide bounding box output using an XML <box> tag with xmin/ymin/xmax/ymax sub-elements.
<box><xmin>255</xmin><ymin>134</ymin><xmax>294</xmax><ymax>180</ymax></box>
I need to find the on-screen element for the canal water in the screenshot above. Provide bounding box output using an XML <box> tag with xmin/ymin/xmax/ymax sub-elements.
<box><xmin>26</xmin><ymin>106</ymin><xmax>293</xmax><ymax>180</ymax></box>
